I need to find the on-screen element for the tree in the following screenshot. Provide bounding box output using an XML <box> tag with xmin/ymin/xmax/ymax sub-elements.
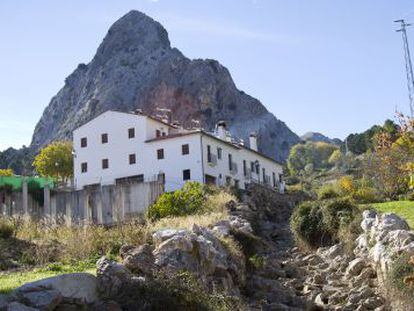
<box><xmin>33</xmin><ymin>141</ymin><xmax>73</xmax><ymax>183</ymax></box>
<box><xmin>0</xmin><ymin>169</ymin><xmax>13</xmax><ymax>176</ymax></box>
<box><xmin>328</xmin><ymin>149</ymin><xmax>342</xmax><ymax>167</ymax></box>
<box><xmin>344</xmin><ymin>120</ymin><xmax>400</xmax><ymax>155</ymax></box>
<box><xmin>363</xmin><ymin>128</ymin><xmax>414</xmax><ymax>199</ymax></box>
<box><xmin>287</xmin><ymin>141</ymin><xmax>338</xmax><ymax>176</ymax></box>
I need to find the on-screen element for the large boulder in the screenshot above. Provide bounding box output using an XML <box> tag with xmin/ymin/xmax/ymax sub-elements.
<box><xmin>372</xmin><ymin>213</ymin><xmax>409</xmax><ymax>242</ymax></box>
<box><xmin>96</xmin><ymin>256</ymin><xmax>134</xmax><ymax>299</ymax></box>
<box><xmin>121</xmin><ymin>243</ymin><xmax>155</xmax><ymax>277</ymax></box>
<box><xmin>14</xmin><ymin>273</ymin><xmax>98</xmax><ymax>306</ymax></box>
<box><xmin>357</xmin><ymin>210</ymin><xmax>414</xmax><ymax>282</ymax></box>
<box><xmin>10</xmin><ymin>273</ymin><xmax>98</xmax><ymax>310</ymax></box>
<box><xmin>152</xmin><ymin>224</ymin><xmax>245</xmax><ymax>295</ymax></box>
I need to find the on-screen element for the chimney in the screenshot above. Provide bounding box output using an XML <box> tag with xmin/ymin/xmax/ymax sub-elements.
<box><xmin>249</xmin><ymin>132</ymin><xmax>258</xmax><ymax>151</ymax></box>
<box><xmin>216</xmin><ymin>120</ymin><xmax>227</xmax><ymax>140</ymax></box>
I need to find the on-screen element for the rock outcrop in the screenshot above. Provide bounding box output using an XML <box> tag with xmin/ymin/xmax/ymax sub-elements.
<box><xmin>2</xmin><ymin>273</ymin><xmax>99</xmax><ymax>310</ymax></box>
<box><xmin>288</xmin><ymin>210</ymin><xmax>414</xmax><ymax>310</ymax></box>
<box><xmin>30</xmin><ymin>10</ymin><xmax>299</xmax><ymax>162</ymax></box>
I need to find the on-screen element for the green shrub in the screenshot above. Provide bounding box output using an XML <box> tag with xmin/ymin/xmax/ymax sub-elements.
<box><xmin>290</xmin><ymin>198</ymin><xmax>360</xmax><ymax>249</ymax></box>
<box><xmin>114</xmin><ymin>270</ymin><xmax>245</xmax><ymax>310</ymax></box>
<box><xmin>0</xmin><ymin>218</ymin><xmax>15</xmax><ymax>239</ymax></box>
<box><xmin>353</xmin><ymin>186</ymin><xmax>380</xmax><ymax>204</ymax></box>
<box><xmin>290</xmin><ymin>201</ymin><xmax>329</xmax><ymax>248</ymax></box>
<box><xmin>389</xmin><ymin>253</ymin><xmax>414</xmax><ymax>304</ymax></box>
<box><xmin>248</xmin><ymin>254</ymin><xmax>265</xmax><ymax>269</ymax></box>
<box><xmin>322</xmin><ymin>198</ymin><xmax>359</xmax><ymax>233</ymax></box>
<box><xmin>147</xmin><ymin>182</ymin><xmax>206</xmax><ymax>220</ymax></box>
<box><xmin>318</xmin><ymin>184</ymin><xmax>339</xmax><ymax>200</ymax></box>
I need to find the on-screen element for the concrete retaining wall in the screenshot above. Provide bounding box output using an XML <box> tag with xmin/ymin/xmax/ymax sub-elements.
<box><xmin>0</xmin><ymin>180</ymin><xmax>164</xmax><ymax>225</ymax></box>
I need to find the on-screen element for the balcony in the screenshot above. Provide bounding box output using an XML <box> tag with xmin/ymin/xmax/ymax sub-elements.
<box><xmin>207</xmin><ymin>153</ymin><xmax>217</xmax><ymax>166</ymax></box>
<box><xmin>230</xmin><ymin>162</ymin><xmax>238</xmax><ymax>175</ymax></box>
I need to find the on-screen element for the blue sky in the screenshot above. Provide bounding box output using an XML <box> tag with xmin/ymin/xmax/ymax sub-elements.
<box><xmin>1</xmin><ymin>0</ymin><xmax>414</xmax><ymax>151</ymax></box>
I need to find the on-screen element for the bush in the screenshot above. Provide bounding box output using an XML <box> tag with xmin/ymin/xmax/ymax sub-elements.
<box><xmin>322</xmin><ymin>198</ymin><xmax>359</xmax><ymax>233</ymax></box>
<box><xmin>353</xmin><ymin>186</ymin><xmax>380</xmax><ymax>204</ymax></box>
<box><xmin>117</xmin><ymin>270</ymin><xmax>245</xmax><ymax>310</ymax></box>
<box><xmin>0</xmin><ymin>218</ymin><xmax>15</xmax><ymax>239</ymax></box>
<box><xmin>318</xmin><ymin>184</ymin><xmax>339</xmax><ymax>200</ymax></box>
<box><xmin>147</xmin><ymin>182</ymin><xmax>205</xmax><ymax>220</ymax></box>
<box><xmin>290</xmin><ymin>198</ymin><xmax>360</xmax><ymax>249</ymax></box>
<box><xmin>388</xmin><ymin>253</ymin><xmax>414</xmax><ymax>305</ymax></box>
<box><xmin>290</xmin><ymin>201</ymin><xmax>329</xmax><ymax>248</ymax></box>
<box><xmin>339</xmin><ymin>176</ymin><xmax>356</xmax><ymax>195</ymax></box>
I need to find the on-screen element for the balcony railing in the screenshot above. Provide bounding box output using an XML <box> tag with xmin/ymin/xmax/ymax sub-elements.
<box><xmin>207</xmin><ymin>153</ymin><xmax>217</xmax><ymax>166</ymax></box>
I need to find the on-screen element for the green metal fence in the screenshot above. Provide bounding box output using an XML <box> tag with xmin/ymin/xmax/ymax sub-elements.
<box><xmin>0</xmin><ymin>176</ymin><xmax>54</xmax><ymax>191</ymax></box>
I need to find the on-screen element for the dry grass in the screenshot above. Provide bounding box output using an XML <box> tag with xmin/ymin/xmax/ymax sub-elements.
<box><xmin>0</xmin><ymin>189</ymin><xmax>236</xmax><ymax>267</ymax></box>
<box><xmin>149</xmin><ymin>190</ymin><xmax>234</xmax><ymax>231</ymax></box>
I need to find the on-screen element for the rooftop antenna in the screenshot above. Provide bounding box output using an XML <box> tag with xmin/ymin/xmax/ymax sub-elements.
<box><xmin>395</xmin><ymin>19</ymin><xmax>414</xmax><ymax>117</ymax></box>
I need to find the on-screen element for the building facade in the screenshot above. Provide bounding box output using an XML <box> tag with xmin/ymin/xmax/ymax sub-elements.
<box><xmin>73</xmin><ymin>111</ymin><xmax>284</xmax><ymax>192</ymax></box>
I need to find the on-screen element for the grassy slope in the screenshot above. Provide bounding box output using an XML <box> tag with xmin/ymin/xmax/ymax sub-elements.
<box><xmin>362</xmin><ymin>201</ymin><xmax>414</xmax><ymax>229</ymax></box>
<box><xmin>0</xmin><ymin>265</ymin><xmax>95</xmax><ymax>294</ymax></box>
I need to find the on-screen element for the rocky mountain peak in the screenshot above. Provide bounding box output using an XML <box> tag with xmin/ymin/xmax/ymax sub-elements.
<box><xmin>30</xmin><ymin>10</ymin><xmax>299</xmax><ymax>162</ymax></box>
<box><xmin>95</xmin><ymin>10</ymin><xmax>171</xmax><ymax>63</ymax></box>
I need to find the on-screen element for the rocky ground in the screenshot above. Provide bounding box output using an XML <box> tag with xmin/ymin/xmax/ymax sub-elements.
<box><xmin>1</xmin><ymin>187</ymin><xmax>413</xmax><ymax>310</ymax></box>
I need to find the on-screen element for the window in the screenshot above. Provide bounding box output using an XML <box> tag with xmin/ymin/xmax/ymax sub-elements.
<box><xmin>102</xmin><ymin>159</ymin><xmax>109</xmax><ymax>169</ymax></box>
<box><xmin>158</xmin><ymin>173</ymin><xmax>165</xmax><ymax>183</ymax></box>
<box><xmin>157</xmin><ymin>149</ymin><xmax>164</xmax><ymax>159</ymax></box>
<box><xmin>182</xmin><ymin>144</ymin><xmax>189</xmax><ymax>155</ymax></box>
<box><xmin>228</xmin><ymin>154</ymin><xmax>233</xmax><ymax>170</ymax></box>
<box><xmin>255</xmin><ymin>162</ymin><xmax>260</xmax><ymax>174</ymax></box>
<box><xmin>207</xmin><ymin>145</ymin><xmax>212</xmax><ymax>162</ymax></box>
<box><xmin>183</xmin><ymin>169</ymin><xmax>191</xmax><ymax>181</ymax></box>
<box><xmin>250</xmin><ymin>161</ymin><xmax>255</xmax><ymax>172</ymax></box>
<box><xmin>156</xmin><ymin>130</ymin><xmax>161</xmax><ymax>138</ymax></box>
<box><xmin>81</xmin><ymin>162</ymin><xmax>87</xmax><ymax>173</ymax></box>
<box><xmin>279</xmin><ymin>174</ymin><xmax>283</xmax><ymax>183</ymax></box>
<box><xmin>129</xmin><ymin>154</ymin><xmax>136</xmax><ymax>165</ymax></box>
<box><xmin>162</xmin><ymin>132</ymin><xmax>166</xmax><ymax>136</ymax></box>
<box><xmin>101</xmin><ymin>133</ymin><xmax>108</xmax><ymax>144</ymax></box>
<box><xmin>217</xmin><ymin>147</ymin><xmax>222</xmax><ymax>160</ymax></box>
<box><xmin>234</xmin><ymin>180</ymin><xmax>240</xmax><ymax>189</ymax></box>
<box><xmin>262</xmin><ymin>168</ymin><xmax>266</xmax><ymax>183</ymax></box>
<box><xmin>243</xmin><ymin>160</ymin><xmax>247</xmax><ymax>176</ymax></box>
<box><xmin>81</xmin><ymin>137</ymin><xmax>87</xmax><ymax>148</ymax></box>
<box><xmin>128</xmin><ymin>128</ymin><xmax>135</xmax><ymax>138</ymax></box>
<box><xmin>273</xmin><ymin>172</ymin><xmax>276</xmax><ymax>187</ymax></box>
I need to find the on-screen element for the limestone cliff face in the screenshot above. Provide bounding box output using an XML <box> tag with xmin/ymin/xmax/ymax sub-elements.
<box><xmin>31</xmin><ymin>10</ymin><xmax>299</xmax><ymax>161</ymax></box>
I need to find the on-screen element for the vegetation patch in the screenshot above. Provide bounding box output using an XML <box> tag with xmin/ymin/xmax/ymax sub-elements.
<box><xmin>147</xmin><ymin>182</ymin><xmax>206</xmax><ymax>220</ymax></box>
<box><xmin>388</xmin><ymin>253</ymin><xmax>414</xmax><ymax>306</ymax></box>
<box><xmin>290</xmin><ymin>198</ymin><xmax>361</xmax><ymax>249</ymax></box>
<box><xmin>116</xmin><ymin>270</ymin><xmax>245</xmax><ymax>310</ymax></box>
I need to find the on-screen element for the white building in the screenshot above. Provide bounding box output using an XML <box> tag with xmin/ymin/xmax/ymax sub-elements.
<box><xmin>73</xmin><ymin>110</ymin><xmax>284</xmax><ymax>192</ymax></box>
